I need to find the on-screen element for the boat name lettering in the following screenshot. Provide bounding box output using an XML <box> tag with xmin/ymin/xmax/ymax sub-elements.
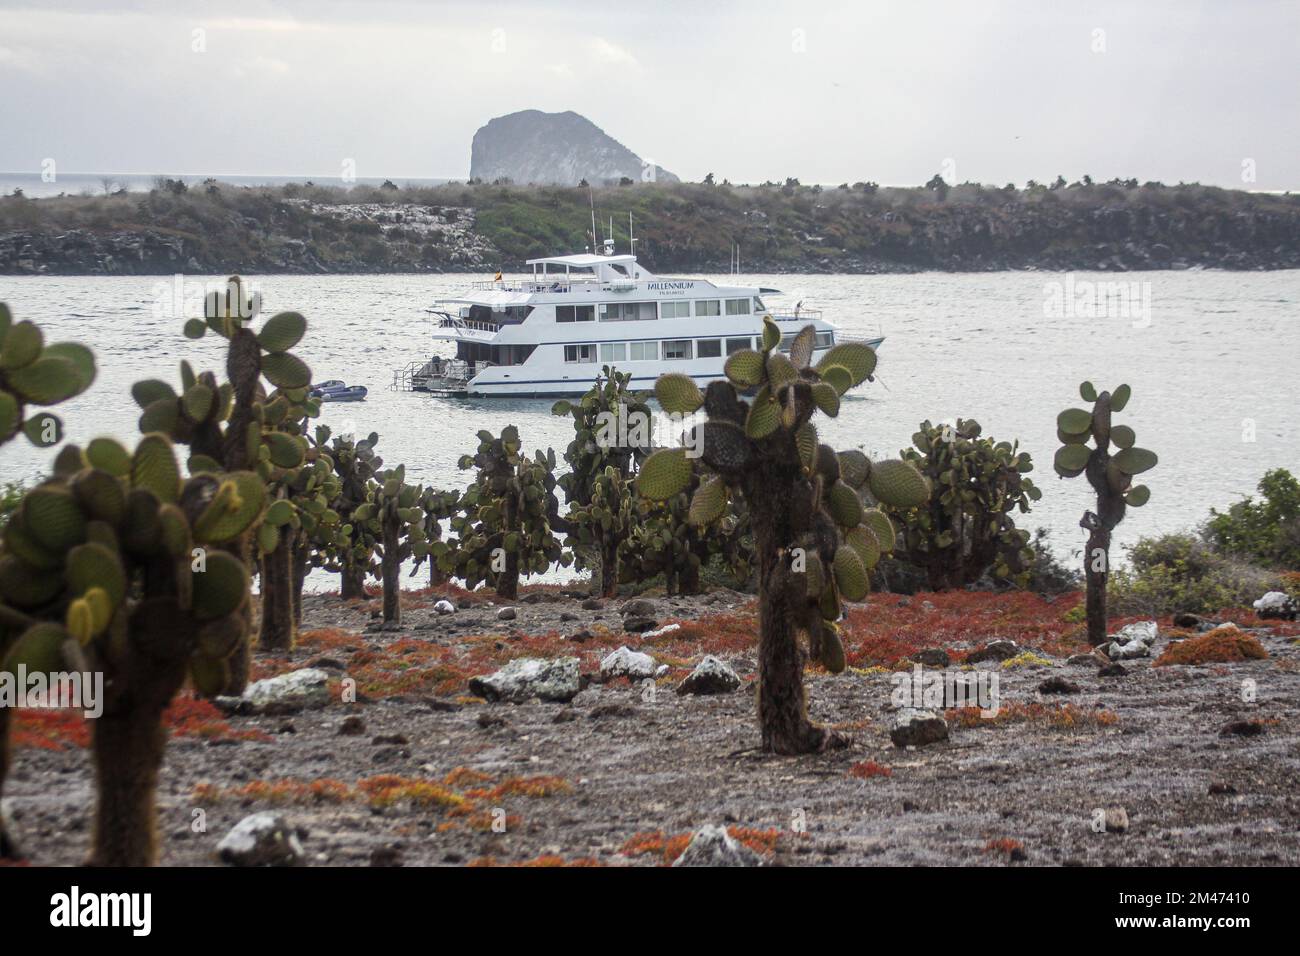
<box><xmin>645</xmin><ymin>281</ymin><xmax>696</xmax><ymax>291</ymax></box>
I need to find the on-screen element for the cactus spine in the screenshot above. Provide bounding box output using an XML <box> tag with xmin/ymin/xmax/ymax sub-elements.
<box><xmin>1054</xmin><ymin>382</ymin><xmax>1156</xmax><ymax>645</ymax></box>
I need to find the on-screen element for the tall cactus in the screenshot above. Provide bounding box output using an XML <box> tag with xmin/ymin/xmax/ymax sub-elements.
<box><xmin>0</xmin><ymin>303</ymin><xmax>95</xmax><ymax>860</ymax></box>
<box><xmin>553</xmin><ymin>367</ymin><xmax>651</xmax><ymax>593</ymax></box>
<box><xmin>325</xmin><ymin>430</ymin><xmax>383</xmax><ymax>599</ymax></box>
<box><xmin>1</xmin><ymin>434</ymin><xmax>263</xmax><ymax>864</ymax></box>
<box><xmin>442</xmin><ymin>426</ymin><xmax>569</xmax><ymax>600</ymax></box>
<box><xmin>141</xmin><ymin>277</ymin><xmax>316</xmax><ymax>681</ymax></box>
<box><xmin>414</xmin><ymin>485</ymin><xmax>460</xmax><ymax>588</ymax></box>
<box><xmin>1054</xmin><ymin>382</ymin><xmax>1156</xmax><ymax>645</ymax></box>
<box><xmin>567</xmin><ymin>464</ymin><xmax>635</xmax><ymax>598</ymax></box>
<box><xmin>639</xmin><ymin>319</ymin><xmax>929</xmax><ymax>754</ymax></box>
<box><xmin>352</xmin><ymin>465</ymin><xmax>430</xmax><ymax>624</ymax></box>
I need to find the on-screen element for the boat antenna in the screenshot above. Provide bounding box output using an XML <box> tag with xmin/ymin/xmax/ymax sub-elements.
<box><xmin>588</xmin><ymin>186</ymin><xmax>597</xmax><ymax>254</ymax></box>
<box><xmin>629</xmin><ymin>212</ymin><xmax>636</xmax><ymax>257</ymax></box>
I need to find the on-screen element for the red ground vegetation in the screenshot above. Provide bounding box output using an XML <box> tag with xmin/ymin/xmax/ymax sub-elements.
<box><xmin>1153</xmin><ymin>626</ymin><xmax>1269</xmax><ymax>667</ymax></box>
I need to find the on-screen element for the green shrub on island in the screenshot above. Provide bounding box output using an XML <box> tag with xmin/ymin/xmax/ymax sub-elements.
<box><xmin>1204</xmin><ymin>468</ymin><xmax>1300</xmax><ymax>571</ymax></box>
<box><xmin>1110</xmin><ymin>533</ymin><xmax>1284</xmax><ymax>618</ymax></box>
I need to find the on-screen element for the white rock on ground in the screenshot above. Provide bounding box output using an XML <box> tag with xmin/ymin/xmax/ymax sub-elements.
<box><xmin>216</xmin><ymin>668</ymin><xmax>330</xmax><ymax>714</ymax></box>
<box><xmin>599</xmin><ymin>646</ymin><xmax>657</xmax><ymax>681</ymax></box>
<box><xmin>1253</xmin><ymin>591</ymin><xmax>1298</xmax><ymax>619</ymax></box>
<box><xmin>468</xmin><ymin>657</ymin><xmax>582</xmax><ymax>703</ymax></box>
<box><xmin>890</xmin><ymin>708</ymin><xmax>950</xmax><ymax>747</ymax></box>
<box><xmin>215</xmin><ymin>813</ymin><xmax>304</xmax><ymax>867</ymax></box>
<box><xmin>434</xmin><ymin>599</ymin><xmax>456</xmax><ymax>615</ymax></box>
<box><xmin>675</xmin><ymin>655</ymin><xmax>741</xmax><ymax>695</ymax></box>
<box><xmin>497</xmin><ymin>606</ymin><xmax>517</xmax><ymax>621</ymax></box>
<box><xmin>1106</xmin><ymin>620</ymin><xmax>1159</xmax><ymax>660</ymax></box>
<box><xmin>641</xmin><ymin>622</ymin><xmax>681</xmax><ymax>639</ymax></box>
<box><xmin>671</xmin><ymin>825</ymin><xmax>762</xmax><ymax>867</ymax></box>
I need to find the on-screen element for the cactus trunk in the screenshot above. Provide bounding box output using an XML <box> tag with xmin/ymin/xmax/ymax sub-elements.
<box><xmin>599</xmin><ymin>537</ymin><xmax>619</xmax><ymax>598</ymax></box>
<box><xmin>291</xmin><ymin>538</ymin><xmax>307</xmax><ymax>627</ymax></box>
<box><xmin>88</xmin><ymin>657</ymin><xmax>185</xmax><ymax>867</ymax></box>
<box><xmin>258</xmin><ymin>537</ymin><xmax>297</xmax><ymax>650</ymax></box>
<box><xmin>749</xmin><ymin>474</ymin><xmax>834</xmax><ymax>754</ymax></box>
<box><xmin>381</xmin><ymin>513</ymin><xmax>401</xmax><ymax>624</ymax></box>
<box><xmin>1083</xmin><ymin>517</ymin><xmax>1111</xmax><ymax>646</ymax></box>
<box><xmin>0</xmin><ymin>706</ymin><xmax>15</xmax><ymax>859</ymax></box>
<box><xmin>341</xmin><ymin>563</ymin><xmax>367</xmax><ymax>600</ymax></box>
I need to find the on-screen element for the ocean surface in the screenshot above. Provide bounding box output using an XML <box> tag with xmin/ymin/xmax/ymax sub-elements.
<box><xmin>1</xmin><ymin>270</ymin><xmax>1296</xmax><ymax>588</ymax></box>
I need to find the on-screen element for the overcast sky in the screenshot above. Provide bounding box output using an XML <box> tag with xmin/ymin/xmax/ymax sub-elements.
<box><xmin>2</xmin><ymin>0</ymin><xmax>1298</xmax><ymax>188</ymax></box>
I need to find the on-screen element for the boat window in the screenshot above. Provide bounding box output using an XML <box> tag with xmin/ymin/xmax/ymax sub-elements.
<box><xmin>725</xmin><ymin>298</ymin><xmax>751</xmax><ymax>316</ymax></box>
<box><xmin>609</xmin><ymin>263</ymin><xmax>630</xmax><ymax>276</ymax></box>
<box><xmin>663</xmin><ymin>340</ymin><xmax>693</xmax><ymax>361</ymax></box>
<box><xmin>630</xmin><ymin>341</ymin><xmax>658</xmax><ymax>361</ymax></box>
<box><xmin>556</xmin><ymin>305</ymin><xmax>595</xmax><ymax>323</ymax></box>
<box><xmin>697</xmin><ymin>339</ymin><xmax>722</xmax><ymax>358</ymax></box>
<box><xmin>501</xmin><ymin>306</ymin><xmax>533</xmax><ymax>324</ymax></box>
<box><xmin>725</xmin><ymin>337</ymin><xmax>751</xmax><ymax>355</ymax></box>
<box><xmin>599</xmin><ymin>342</ymin><xmax>627</xmax><ymax>362</ymax></box>
<box><xmin>564</xmin><ymin>344</ymin><xmax>596</xmax><ymax>363</ymax></box>
<box><xmin>600</xmin><ymin>302</ymin><xmax>656</xmax><ymax>322</ymax></box>
<box><xmin>753</xmin><ymin>297</ymin><xmax>766</xmax><ymax>311</ymax></box>
<box><xmin>660</xmin><ymin>301</ymin><xmax>690</xmax><ymax>319</ymax></box>
<box><xmin>695</xmin><ymin>299</ymin><xmax>721</xmax><ymax>317</ymax></box>
<box><xmin>815</xmin><ymin>331</ymin><xmax>833</xmax><ymax>348</ymax></box>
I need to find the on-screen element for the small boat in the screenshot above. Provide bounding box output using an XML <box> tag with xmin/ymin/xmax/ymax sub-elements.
<box><xmin>310</xmin><ymin>383</ymin><xmax>368</xmax><ymax>402</ymax></box>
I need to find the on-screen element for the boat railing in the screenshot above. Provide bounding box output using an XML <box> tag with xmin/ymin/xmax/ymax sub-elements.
<box><xmin>437</xmin><ymin>316</ymin><xmax>500</xmax><ymax>335</ymax></box>
<box><xmin>470</xmin><ymin>277</ymin><xmax>604</xmax><ymax>293</ymax></box>
<box><xmin>769</xmin><ymin>309</ymin><xmax>824</xmax><ymax>323</ymax></box>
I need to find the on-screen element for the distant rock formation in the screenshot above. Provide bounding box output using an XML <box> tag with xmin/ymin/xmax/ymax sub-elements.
<box><xmin>470</xmin><ymin>110</ymin><xmax>678</xmax><ymax>186</ymax></box>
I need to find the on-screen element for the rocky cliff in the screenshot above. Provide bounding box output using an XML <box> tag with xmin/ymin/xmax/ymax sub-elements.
<box><xmin>470</xmin><ymin>110</ymin><xmax>678</xmax><ymax>186</ymax></box>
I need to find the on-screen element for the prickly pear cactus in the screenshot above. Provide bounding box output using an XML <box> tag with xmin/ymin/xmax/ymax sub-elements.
<box><xmin>413</xmin><ymin>485</ymin><xmax>460</xmax><ymax>587</ymax></box>
<box><xmin>0</xmin><ymin>302</ymin><xmax>96</xmax><ymax>448</ymax></box>
<box><xmin>257</xmin><ymin>419</ymin><xmax>339</xmax><ymax>650</ymax></box>
<box><xmin>0</xmin><ymin>433</ymin><xmax>264</xmax><ymax>865</ymax></box>
<box><xmin>567</xmin><ymin>464</ymin><xmax>636</xmax><ymax>598</ymax></box>
<box><xmin>639</xmin><ymin>319</ymin><xmax>929</xmax><ymax>754</ymax></box>
<box><xmin>885</xmin><ymin>418</ymin><xmax>1042</xmax><ymax>590</ymax></box>
<box><xmin>1055</xmin><ymin>382</ymin><xmax>1156</xmax><ymax>645</ymax></box>
<box><xmin>553</xmin><ymin>367</ymin><xmax>652</xmax><ymax>593</ymax></box>
<box><xmin>319</xmin><ymin>430</ymin><xmax>384</xmax><ymax>599</ymax></box>
<box><xmin>442</xmin><ymin>426</ymin><xmax>569</xmax><ymax>600</ymax></box>
<box><xmin>133</xmin><ymin>276</ymin><xmax>317</xmax><ymax>682</ymax></box>
<box><xmin>361</xmin><ymin>464</ymin><xmax>430</xmax><ymax>624</ymax></box>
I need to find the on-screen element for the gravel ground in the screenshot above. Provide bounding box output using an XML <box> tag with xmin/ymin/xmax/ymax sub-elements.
<box><xmin>4</xmin><ymin>587</ymin><xmax>1298</xmax><ymax>867</ymax></box>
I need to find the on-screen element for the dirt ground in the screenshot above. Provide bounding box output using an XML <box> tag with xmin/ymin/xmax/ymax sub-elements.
<box><xmin>4</xmin><ymin>584</ymin><xmax>1299</xmax><ymax>867</ymax></box>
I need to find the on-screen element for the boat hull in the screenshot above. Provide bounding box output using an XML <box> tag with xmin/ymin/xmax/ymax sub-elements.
<box><xmin>417</xmin><ymin>339</ymin><xmax>884</xmax><ymax>398</ymax></box>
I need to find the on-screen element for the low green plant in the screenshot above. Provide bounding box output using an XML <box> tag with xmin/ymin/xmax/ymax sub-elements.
<box><xmin>1204</xmin><ymin>468</ymin><xmax>1300</xmax><ymax>570</ymax></box>
<box><xmin>1110</xmin><ymin>533</ymin><xmax>1283</xmax><ymax>617</ymax></box>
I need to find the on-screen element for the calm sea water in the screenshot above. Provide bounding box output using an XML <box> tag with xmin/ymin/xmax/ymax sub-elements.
<box><xmin>1</xmin><ymin>270</ymin><xmax>1296</xmax><ymax>586</ymax></box>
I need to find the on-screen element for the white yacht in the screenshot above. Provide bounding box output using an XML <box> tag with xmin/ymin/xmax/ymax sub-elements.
<box><xmin>396</xmin><ymin>241</ymin><xmax>882</xmax><ymax>398</ymax></box>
